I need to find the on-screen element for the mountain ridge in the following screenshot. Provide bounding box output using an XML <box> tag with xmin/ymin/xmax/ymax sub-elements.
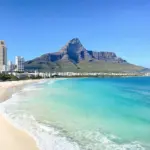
<box><xmin>25</xmin><ymin>38</ymin><xmax>143</xmax><ymax>72</ymax></box>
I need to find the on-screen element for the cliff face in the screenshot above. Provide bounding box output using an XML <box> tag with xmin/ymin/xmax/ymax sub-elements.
<box><xmin>60</xmin><ymin>38</ymin><xmax>91</xmax><ymax>62</ymax></box>
<box><xmin>28</xmin><ymin>38</ymin><xmax>127</xmax><ymax>64</ymax></box>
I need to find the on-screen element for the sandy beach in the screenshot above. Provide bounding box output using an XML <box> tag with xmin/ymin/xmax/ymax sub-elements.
<box><xmin>0</xmin><ymin>80</ymin><xmax>40</xmax><ymax>150</ymax></box>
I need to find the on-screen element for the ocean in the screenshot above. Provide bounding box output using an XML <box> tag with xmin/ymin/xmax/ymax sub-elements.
<box><xmin>0</xmin><ymin>77</ymin><xmax>150</xmax><ymax>150</ymax></box>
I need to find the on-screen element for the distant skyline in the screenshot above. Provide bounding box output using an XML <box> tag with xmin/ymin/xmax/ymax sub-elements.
<box><xmin>0</xmin><ymin>0</ymin><xmax>150</xmax><ymax>67</ymax></box>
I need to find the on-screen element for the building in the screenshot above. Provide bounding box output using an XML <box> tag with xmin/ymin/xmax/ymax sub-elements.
<box><xmin>15</xmin><ymin>56</ymin><xmax>24</xmax><ymax>72</ymax></box>
<box><xmin>7</xmin><ymin>60</ymin><xmax>14</xmax><ymax>72</ymax></box>
<box><xmin>0</xmin><ymin>40</ymin><xmax>7</xmax><ymax>72</ymax></box>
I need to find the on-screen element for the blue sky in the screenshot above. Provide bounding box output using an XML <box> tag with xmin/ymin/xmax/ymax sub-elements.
<box><xmin>0</xmin><ymin>0</ymin><xmax>150</xmax><ymax>67</ymax></box>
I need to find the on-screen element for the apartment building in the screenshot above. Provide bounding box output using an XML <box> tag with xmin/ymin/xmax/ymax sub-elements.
<box><xmin>7</xmin><ymin>60</ymin><xmax>15</xmax><ymax>72</ymax></box>
<box><xmin>0</xmin><ymin>40</ymin><xmax>7</xmax><ymax>72</ymax></box>
<box><xmin>15</xmin><ymin>56</ymin><xmax>24</xmax><ymax>72</ymax></box>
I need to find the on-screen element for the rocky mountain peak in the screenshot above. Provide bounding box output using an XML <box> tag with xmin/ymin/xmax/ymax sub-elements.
<box><xmin>66</xmin><ymin>38</ymin><xmax>84</xmax><ymax>50</ymax></box>
<box><xmin>60</xmin><ymin>38</ymin><xmax>86</xmax><ymax>53</ymax></box>
<box><xmin>68</xmin><ymin>38</ymin><xmax>81</xmax><ymax>45</ymax></box>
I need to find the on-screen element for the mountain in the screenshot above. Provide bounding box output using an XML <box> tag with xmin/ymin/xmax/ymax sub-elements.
<box><xmin>139</xmin><ymin>68</ymin><xmax>150</xmax><ymax>73</ymax></box>
<box><xmin>25</xmin><ymin>38</ymin><xmax>143</xmax><ymax>72</ymax></box>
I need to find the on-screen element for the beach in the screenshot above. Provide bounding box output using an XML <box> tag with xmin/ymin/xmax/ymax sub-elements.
<box><xmin>0</xmin><ymin>80</ymin><xmax>40</xmax><ymax>150</ymax></box>
<box><xmin>0</xmin><ymin>77</ymin><xmax>149</xmax><ymax>150</ymax></box>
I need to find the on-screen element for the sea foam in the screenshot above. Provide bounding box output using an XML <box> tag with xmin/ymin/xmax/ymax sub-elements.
<box><xmin>0</xmin><ymin>96</ymin><xmax>145</xmax><ymax>150</ymax></box>
<box><xmin>0</xmin><ymin>94</ymin><xmax>80</xmax><ymax>150</ymax></box>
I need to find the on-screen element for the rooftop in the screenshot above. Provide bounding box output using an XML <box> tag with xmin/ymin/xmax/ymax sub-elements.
<box><xmin>0</xmin><ymin>40</ymin><xmax>5</xmax><ymax>46</ymax></box>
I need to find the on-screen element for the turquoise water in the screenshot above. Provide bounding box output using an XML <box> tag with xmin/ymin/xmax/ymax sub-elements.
<box><xmin>1</xmin><ymin>77</ymin><xmax>150</xmax><ymax>150</ymax></box>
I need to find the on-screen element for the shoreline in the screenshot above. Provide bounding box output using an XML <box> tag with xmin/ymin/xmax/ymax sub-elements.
<box><xmin>0</xmin><ymin>80</ymin><xmax>43</xmax><ymax>150</ymax></box>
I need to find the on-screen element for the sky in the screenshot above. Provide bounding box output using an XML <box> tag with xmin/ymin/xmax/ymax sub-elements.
<box><xmin>0</xmin><ymin>0</ymin><xmax>150</xmax><ymax>67</ymax></box>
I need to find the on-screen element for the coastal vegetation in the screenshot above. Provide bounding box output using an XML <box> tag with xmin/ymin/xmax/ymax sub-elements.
<box><xmin>0</xmin><ymin>73</ymin><xmax>18</xmax><ymax>81</ymax></box>
<box><xmin>0</xmin><ymin>73</ymin><xmax>42</xmax><ymax>81</ymax></box>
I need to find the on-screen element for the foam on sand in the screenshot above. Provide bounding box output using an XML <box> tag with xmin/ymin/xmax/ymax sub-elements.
<box><xmin>0</xmin><ymin>100</ymin><xmax>80</xmax><ymax>150</ymax></box>
<box><xmin>0</xmin><ymin>80</ymin><xmax>43</xmax><ymax>150</ymax></box>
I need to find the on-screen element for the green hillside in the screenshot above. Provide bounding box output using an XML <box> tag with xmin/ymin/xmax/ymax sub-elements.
<box><xmin>25</xmin><ymin>60</ymin><xmax>143</xmax><ymax>72</ymax></box>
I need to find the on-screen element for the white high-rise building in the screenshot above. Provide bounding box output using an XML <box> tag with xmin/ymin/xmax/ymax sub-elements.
<box><xmin>15</xmin><ymin>56</ymin><xmax>24</xmax><ymax>72</ymax></box>
<box><xmin>0</xmin><ymin>40</ymin><xmax>7</xmax><ymax>72</ymax></box>
<box><xmin>7</xmin><ymin>60</ymin><xmax>14</xmax><ymax>72</ymax></box>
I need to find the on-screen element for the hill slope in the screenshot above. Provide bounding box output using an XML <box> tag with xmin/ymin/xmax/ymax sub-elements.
<box><xmin>25</xmin><ymin>38</ymin><xmax>143</xmax><ymax>72</ymax></box>
<box><xmin>139</xmin><ymin>68</ymin><xmax>150</xmax><ymax>73</ymax></box>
